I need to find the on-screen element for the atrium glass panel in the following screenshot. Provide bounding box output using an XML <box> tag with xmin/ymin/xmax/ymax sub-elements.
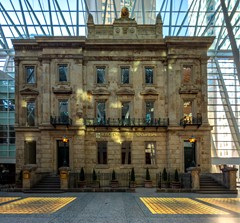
<box><xmin>27</xmin><ymin>101</ymin><xmax>35</xmax><ymax>126</ymax></box>
<box><xmin>97</xmin><ymin>101</ymin><xmax>106</xmax><ymax>124</ymax></box>
<box><xmin>97</xmin><ymin>67</ymin><xmax>105</xmax><ymax>84</ymax></box>
<box><xmin>145</xmin><ymin>67</ymin><xmax>153</xmax><ymax>84</ymax></box>
<box><xmin>145</xmin><ymin>142</ymin><xmax>156</xmax><ymax>165</ymax></box>
<box><xmin>121</xmin><ymin>67</ymin><xmax>129</xmax><ymax>84</ymax></box>
<box><xmin>26</xmin><ymin>66</ymin><xmax>35</xmax><ymax>84</ymax></box>
<box><xmin>58</xmin><ymin>64</ymin><xmax>68</xmax><ymax>82</ymax></box>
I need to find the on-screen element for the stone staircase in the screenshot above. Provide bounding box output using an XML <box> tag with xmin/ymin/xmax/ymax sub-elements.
<box><xmin>198</xmin><ymin>175</ymin><xmax>237</xmax><ymax>194</ymax></box>
<box><xmin>24</xmin><ymin>175</ymin><xmax>63</xmax><ymax>193</ymax></box>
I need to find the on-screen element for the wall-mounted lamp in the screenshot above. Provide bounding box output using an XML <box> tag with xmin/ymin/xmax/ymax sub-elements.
<box><xmin>188</xmin><ymin>135</ymin><xmax>196</xmax><ymax>143</ymax></box>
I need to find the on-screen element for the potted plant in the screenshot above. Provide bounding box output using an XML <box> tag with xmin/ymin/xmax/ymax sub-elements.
<box><xmin>129</xmin><ymin>167</ymin><xmax>136</xmax><ymax>188</ymax></box>
<box><xmin>171</xmin><ymin>169</ymin><xmax>181</xmax><ymax>189</ymax></box>
<box><xmin>91</xmin><ymin>169</ymin><xmax>99</xmax><ymax>188</ymax></box>
<box><xmin>78</xmin><ymin>167</ymin><xmax>86</xmax><ymax>188</ymax></box>
<box><xmin>161</xmin><ymin>167</ymin><xmax>169</xmax><ymax>188</ymax></box>
<box><xmin>144</xmin><ymin>168</ymin><xmax>152</xmax><ymax>188</ymax></box>
<box><xmin>110</xmin><ymin>169</ymin><xmax>119</xmax><ymax>188</ymax></box>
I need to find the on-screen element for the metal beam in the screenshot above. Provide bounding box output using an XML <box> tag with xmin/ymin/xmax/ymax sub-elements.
<box><xmin>38</xmin><ymin>0</ymin><xmax>51</xmax><ymax>35</ymax></box>
<box><xmin>0</xmin><ymin>24</ymin><xmax>8</xmax><ymax>49</ymax></box>
<box><xmin>194</xmin><ymin>0</ymin><xmax>201</xmax><ymax>36</ymax></box>
<box><xmin>141</xmin><ymin>0</ymin><xmax>145</xmax><ymax>24</ymax></box>
<box><xmin>0</xmin><ymin>3</ymin><xmax>23</xmax><ymax>38</ymax></box>
<box><xmin>76</xmin><ymin>0</ymin><xmax>79</xmax><ymax>36</ymax></box>
<box><xmin>173</xmin><ymin>0</ymin><xmax>183</xmax><ymax>35</ymax></box>
<box><xmin>169</xmin><ymin>0</ymin><xmax>172</xmax><ymax>35</ymax></box>
<box><xmin>67</xmin><ymin>0</ymin><xmax>75</xmax><ymax>35</ymax></box>
<box><xmin>103</xmin><ymin>0</ymin><xmax>108</xmax><ymax>25</ymax></box>
<box><xmin>25</xmin><ymin>0</ymin><xmax>47</xmax><ymax>35</ymax></box>
<box><xmin>48</xmin><ymin>0</ymin><xmax>54</xmax><ymax>35</ymax></box>
<box><xmin>19</xmin><ymin>0</ymin><xmax>29</xmax><ymax>38</ymax></box>
<box><xmin>112</xmin><ymin>0</ymin><xmax>117</xmax><ymax>19</ymax></box>
<box><xmin>130</xmin><ymin>0</ymin><xmax>137</xmax><ymax>19</ymax></box>
<box><xmin>54</xmin><ymin>0</ymin><xmax>72</xmax><ymax>36</ymax></box>
<box><xmin>220</xmin><ymin>0</ymin><xmax>240</xmax><ymax>82</ymax></box>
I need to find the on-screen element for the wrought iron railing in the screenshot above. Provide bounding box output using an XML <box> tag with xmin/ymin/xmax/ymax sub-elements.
<box><xmin>50</xmin><ymin>115</ymin><xmax>72</xmax><ymax>127</ymax></box>
<box><xmin>180</xmin><ymin>114</ymin><xmax>202</xmax><ymax>127</ymax></box>
<box><xmin>84</xmin><ymin>118</ymin><xmax>169</xmax><ymax>127</ymax></box>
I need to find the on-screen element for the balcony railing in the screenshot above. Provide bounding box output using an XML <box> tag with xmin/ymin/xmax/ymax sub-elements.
<box><xmin>50</xmin><ymin>115</ymin><xmax>72</xmax><ymax>127</ymax></box>
<box><xmin>180</xmin><ymin>114</ymin><xmax>202</xmax><ymax>127</ymax></box>
<box><xmin>84</xmin><ymin>118</ymin><xmax>169</xmax><ymax>127</ymax></box>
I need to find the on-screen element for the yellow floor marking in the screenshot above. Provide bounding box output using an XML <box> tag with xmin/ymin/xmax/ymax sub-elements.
<box><xmin>0</xmin><ymin>197</ymin><xmax>20</xmax><ymax>204</ymax></box>
<box><xmin>0</xmin><ymin>197</ymin><xmax>76</xmax><ymax>214</ymax></box>
<box><xmin>198</xmin><ymin>198</ymin><xmax>240</xmax><ymax>213</ymax></box>
<box><xmin>140</xmin><ymin>197</ymin><xmax>229</xmax><ymax>215</ymax></box>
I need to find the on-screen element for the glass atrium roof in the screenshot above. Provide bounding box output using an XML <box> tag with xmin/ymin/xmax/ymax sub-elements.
<box><xmin>0</xmin><ymin>0</ymin><xmax>239</xmax><ymax>164</ymax></box>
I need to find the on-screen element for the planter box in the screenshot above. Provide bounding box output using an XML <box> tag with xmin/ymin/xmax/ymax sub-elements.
<box><xmin>110</xmin><ymin>180</ymin><xmax>119</xmax><ymax>188</ymax></box>
<box><xmin>91</xmin><ymin>181</ymin><xmax>100</xmax><ymax>188</ymax></box>
<box><xmin>144</xmin><ymin>180</ymin><xmax>152</xmax><ymax>188</ymax></box>
<box><xmin>171</xmin><ymin>181</ymin><xmax>181</xmax><ymax>189</ymax></box>
<box><xmin>161</xmin><ymin>182</ymin><xmax>170</xmax><ymax>188</ymax></box>
<box><xmin>129</xmin><ymin>181</ymin><xmax>136</xmax><ymax>188</ymax></box>
<box><xmin>78</xmin><ymin>181</ymin><xmax>86</xmax><ymax>188</ymax></box>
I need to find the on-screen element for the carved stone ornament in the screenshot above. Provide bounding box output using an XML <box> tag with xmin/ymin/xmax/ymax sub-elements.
<box><xmin>89</xmin><ymin>88</ymin><xmax>110</xmax><ymax>95</ymax></box>
<box><xmin>121</xmin><ymin>7</ymin><xmax>129</xmax><ymax>19</ymax></box>
<box><xmin>52</xmin><ymin>85</ymin><xmax>72</xmax><ymax>94</ymax></box>
<box><xmin>116</xmin><ymin>88</ymin><xmax>135</xmax><ymax>95</ymax></box>
<box><xmin>179</xmin><ymin>84</ymin><xmax>199</xmax><ymax>94</ymax></box>
<box><xmin>140</xmin><ymin>88</ymin><xmax>159</xmax><ymax>95</ymax></box>
<box><xmin>20</xmin><ymin>87</ymin><xmax>39</xmax><ymax>95</ymax></box>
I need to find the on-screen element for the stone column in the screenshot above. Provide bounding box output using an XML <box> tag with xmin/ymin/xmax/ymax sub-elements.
<box><xmin>221</xmin><ymin>165</ymin><xmax>238</xmax><ymax>190</ymax></box>
<box><xmin>59</xmin><ymin>167</ymin><xmax>71</xmax><ymax>190</ymax></box>
<box><xmin>22</xmin><ymin>164</ymin><xmax>38</xmax><ymax>189</ymax></box>
<box><xmin>187</xmin><ymin>167</ymin><xmax>201</xmax><ymax>190</ymax></box>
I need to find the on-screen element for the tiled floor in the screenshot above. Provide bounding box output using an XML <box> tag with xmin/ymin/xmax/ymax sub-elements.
<box><xmin>0</xmin><ymin>189</ymin><xmax>239</xmax><ymax>223</ymax></box>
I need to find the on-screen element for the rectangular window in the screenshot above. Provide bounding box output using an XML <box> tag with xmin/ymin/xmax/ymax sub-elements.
<box><xmin>183</xmin><ymin>66</ymin><xmax>192</xmax><ymax>83</ymax></box>
<box><xmin>145</xmin><ymin>142</ymin><xmax>156</xmax><ymax>165</ymax></box>
<box><xmin>59</xmin><ymin>99</ymin><xmax>69</xmax><ymax>123</ymax></box>
<box><xmin>96</xmin><ymin>67</ymin><xmax>105</xmax><ymax>84</ymax></box>
<box><xmin>58</xmin><ymin>64</ymin><xmax>68</xmax><ymax>82</ymax></box>
<box><xmin>121</xmin><ymin>67</ymin><xmax>129</xmax><ymax>84</ymax></box>
<box><xmin>24</xmin><ymin>141</ymin><xmax>36</xmax><ymax>164</ymax></box>
<box><xmin>122</xmin><ymin>102</ymin><xmax>130</xmax><ymax>120</ymax></box>
<box><xmin>183</xmin><ymin>101</ymin><xmax>192</xmax><ymax>124</ymax></box>
<box><xmin>97</xmin><ymin>101</ymin><xmax>106</xmax><ymax>124</ymax></box>
<box><xmin>145</xmin><ymin>67</ymin><xmax>153</xmax><ymax>84</ymax></box>
<box><xmin>97</xmin><ymin>141</ymin><xmax>107</xmax><ymax>164</ymax></box>
<box><xmin>26</xmin><ymin>66</ymin><xmax>35</xmax><ymax>84</ymax></box>
<box><xmin>27</xmin><ymin>101</ymin><xmax>35</xmax><ymax>126</ymax></box>
<box><xmin>146</xmin><ymin>101</ymin><xmax>154</xmax><ymax>124</ymax></box>
<box><xmin>121</xmin><ymin>141</ymin><xmax>131</xmax><ymax>164</ymax></box>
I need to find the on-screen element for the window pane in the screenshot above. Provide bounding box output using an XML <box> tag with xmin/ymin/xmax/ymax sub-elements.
<box><xmin>26</xmin><ymin>66</ymin><xmax>35</xmax><ymax>84</ymax></box>
<box><xmin>145</xmin><ymin>142</ymin><xmax>156</xmax><ymax>165</ymax></box>
<box><xmin>97</xmin><ymin>67</ymin><xmax>105</xmax><ymax>84</ymax></box>
<box><xmin>121</xmin><ymin>141</ymin><xmax>131</xmax><ymax>164</ymax></box>
<box><xmin>121</xmin><ymin>68</ymin><xmax>129</xmax><ymax>84</ymax></box>
<box><xmin>183</xmin><ymin>101</ymin><xmax>192</xmax><ymax>123</ymax></box>
<box><xmin>97</xmin><ymin>141</ymin><xmax>107</xmax><ymax>164</ymax></box>
<box><xmin>59</xmin><ymin>64</ymin><xmax>68</xmax><ymax>82</ymax></box>
<box><xmin>27</xmin><ymin>102</ymin><xmax>35</xmax><ymax>126</ymax></box>
<box><xmin>146</xmin><ymin>101</ymin><xmax>154</xmax><ymax>123</ymax></box>
<box><xmin>145</xmin><ymin>67</ymin><xmax>153</xmax><ymax>84</ymax></box>
<box><xmin>97</xmin><ymin>102</ymin><xmax>106</xmax><ymax>124</ymax></box>
<box><xmin>59</xmin><ymin>100</ymin><xmax>69</xmax><ymax>117</ymax></box>
<box><xmin>122</xmin><ymin>102</ymin><xmax>130</xmax><ymax>120</ymax></box>
<box><xmin>183</xmin><ymin>66</ymin><xmax>192</xmax><ymax>83</ymax></box>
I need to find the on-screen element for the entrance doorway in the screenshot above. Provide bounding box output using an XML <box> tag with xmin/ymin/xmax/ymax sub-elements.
<box><xmin>57</xmin><ymin>140</ymin><xmax>69</xmax><ymax>169</ymax></box>
<box><xmin>184</xmin><ymin>140</ymin><xmax>196</xmax><ymax>172</ymax></box>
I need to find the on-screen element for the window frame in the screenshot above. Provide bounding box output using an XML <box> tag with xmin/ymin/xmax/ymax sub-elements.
<box><xmin>96</xmin><ymin>66</ymin><xmax>107</xmax><ymax>85</ymax></box>
<box><xmin>144</xmin><ymin>66</ymin><xmax>154</xmax><ymax>85</ymax></box>
<box><xmin>25</xmin><ymin>65</ymin><xmax>36</xmax><ymax>84</ymax></box>
<box><xmin>120</xmin><ymin>66</ymin><xmax>130</xmax><ymax>85</ymax></box>
<box><xmin>26</xmin><ymin>100</ymin><xmax>36</xmax><ymax>127</ymax></box>
<box><xmin>58</xmin><ymin>64</ymin><xmax>69</xmax><ymax>82</ymax></box>
<box><xmin>145</xmin><ymin>101</ymin><xmax>154</xmax><ymax>124</ymax></box>
<box><xmin>97</xmin><ymin>141</ymin><xmax>108</xmax><ymax>164</ymax></box>
<box><xmin>121</xmin><ymin>141</ymin><xmax>131</xmax><ymax>165</ymax></box>
<box><xmin>96</xmin><ymin>100</ymin><xmax>106</xmax><ymax>124</ymax></box>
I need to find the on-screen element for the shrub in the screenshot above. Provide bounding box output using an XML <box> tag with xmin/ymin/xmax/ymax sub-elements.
<box><xmin>146</xmin><ymin>168</ymin><xmax>151</xmax><ymax>181</ymax></box>
<box><xmin>112</xmin><ymin>169</ymin><xmax>116</xmax><ymax>181</ymax></box>
<box><xmin>79</xmin><ymin>167</ymin><xmax>85</xmax><ymax>181</ymax></box>
<box><xmin>92</xmin><ymin>169</ymin><xmax>97</xmax><ymax>181</ymax></box>
<box><xmin>174</xmin><ymin>169</ymin><xmax>179</xmax><ymax>182</ymax></box>
<box><xmin>130</xmin><ymin>167</ymin><xmax>135</xmax><ymax>182</ymax></box>
<box><xmin>162</xmin><ymin>167</ymin><xmax>167</xmax><ymax>182</ymax></box>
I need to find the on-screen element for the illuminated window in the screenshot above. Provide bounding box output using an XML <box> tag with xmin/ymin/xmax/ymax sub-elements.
<box><xmin>121</xmin><ymin>67</ymin><xmax>129</xmax><ymax>84</ymax></box>
<box><xmin>58</xmin><ymin>99</ymin><xmax>69</xmax><ymax>123</ymax></box>
<box><xmin>97</xmin><ymin>141</ymin><xmax>107</xmax><ymax>164</ymax></box>
<box><xmin>145</xmin><ymin>142</ymin><xmax>156</xmax><ymax>165</ymax></box>
<box><xmin>122</xmin><ymin>102</ymin><xmax>130</xmax><ymax>120</ymax></box>
<box><xmin>58</xmin><ymin>64</ymin><xmax>68</xmax><ymax>82</ymax></box>
<box><xmin>183</xmin><ymin>101</ymin><xmax>192</xmax><ymax>123</ymax></box>
<box><xmin>121</xmin><ymin>141</ymin><xmax>131</xmax><ymax>164</ymax></box>
<box><xmin>145</xmin><ymin>67</ymin><xmax>153</xmax><ymax>84</ymax></box>
<box><xmin>96</xmin><ymin>67</ymin><xmax>105</xmax><ymax>84</ymax></box>
<box><xmin>25</xmin><ymin>66</ymin><xmax>35</xmax><ymax>84</ymax></box>
<box><xmin>27</xmin><ymin>101</ymin><xmax>35</xmax><ymax>126</ymax></box>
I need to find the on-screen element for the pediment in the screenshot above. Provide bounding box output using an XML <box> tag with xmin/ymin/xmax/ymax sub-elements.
<box><xmin>179</xmin><ymin>84</ymin><xmax>199</xmax><ymax>94</ymax></box>
<box><xmin>20</xmin><ymin>88</ymin><xmax>39</xmax><ymax>95</ymax></box>
<box><xmin>140</xmin><ymin>88</ymin><xmax>159</xmax><ymax>95</ymax></box>
<box><xmin>116</xmin><ymin>88</ymin><xmax>135</xmax><ymax>95</ymax></box>
<box><xmin>90</xmin><ymin>88</ymin><xmax>110</xmax><ymax>95</ymax></box>
<box><xmin>52</xmin><ymin>85</ymin><xmax>72</xmax><ymax>94</ymax></box>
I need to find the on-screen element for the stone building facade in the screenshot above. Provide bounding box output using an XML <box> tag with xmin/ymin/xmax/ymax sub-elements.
<box><xmin>13</xmin><ymin>10</ymin><xmax>214</xmax><ymax>185</ymax></box>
